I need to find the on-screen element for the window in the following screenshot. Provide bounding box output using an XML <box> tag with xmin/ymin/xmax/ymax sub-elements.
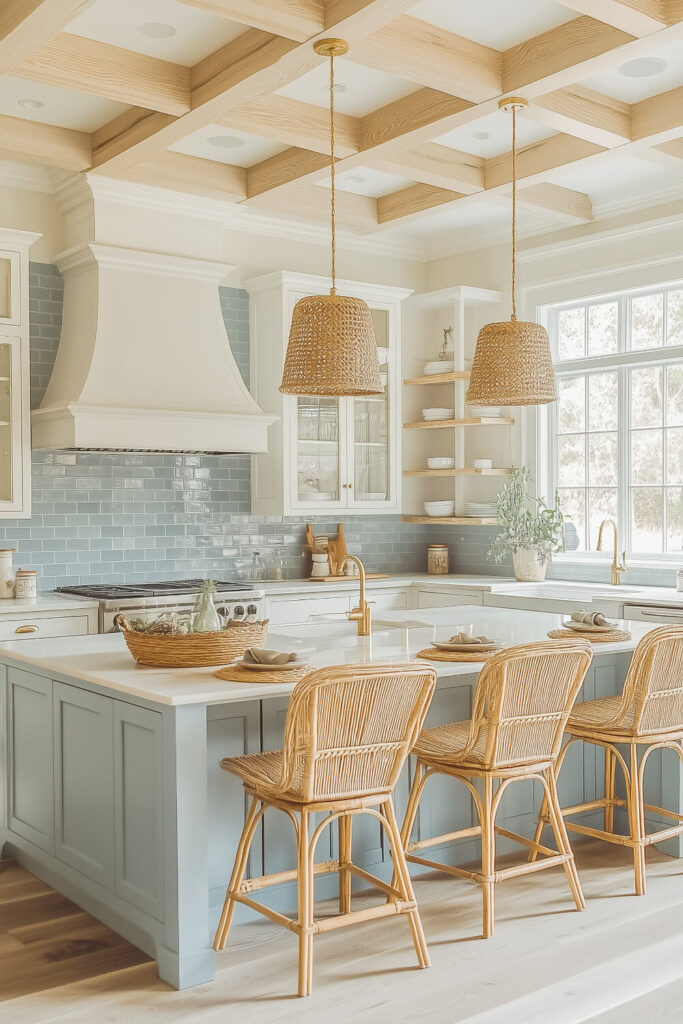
<box><xmin>546</xmin><ymin>282</ymin><xmax>683</xmax><ymax>559</ymax></box>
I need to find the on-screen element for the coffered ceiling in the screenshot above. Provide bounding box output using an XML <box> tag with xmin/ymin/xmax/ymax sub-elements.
<box><xmin>0</xmin><ymin>0</ymin><xmax>682</xmax><ymax>255</ymax></box>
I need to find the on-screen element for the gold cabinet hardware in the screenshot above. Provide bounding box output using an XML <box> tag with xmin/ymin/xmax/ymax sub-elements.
<box><xmin>15</xmin><ymin>624</ymin><xmax>39</xmax><ymax>634</ymax></box>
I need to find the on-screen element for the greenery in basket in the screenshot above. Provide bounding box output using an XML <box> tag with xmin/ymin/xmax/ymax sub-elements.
<box><xmin>488</xmin><ymin>467</ymin><xmax>565</xmax><ymax>567</ymax></box>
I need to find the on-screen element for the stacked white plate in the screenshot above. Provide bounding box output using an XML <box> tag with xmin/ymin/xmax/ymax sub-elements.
<box><xmin>464</xmin><ymin>502</ymin><xmax>497</xmax><ymax>518</ymax></box>
<box><xmin>424</xmin><ymin>360</ymin><xmax>454</xmax><ymax>375</ymax></box>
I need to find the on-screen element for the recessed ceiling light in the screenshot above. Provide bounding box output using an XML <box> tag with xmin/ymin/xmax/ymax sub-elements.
<box><xmin>325</xmin><ymin>83</ymin><xmax>347</xmax><ymax>94</ymax></box>
<box><xmin>207</xmin><ymin>135</ymin><xmax>246</xmax><ymax>149</ymax></box>
<box><xmin>18</xmin><ymin>98</ymin><xmax>44</xmax><ymax>109</ymax></box>
<box><xmin>618</xmin><ymin>57</ymin><xmax>668</xmax><ymax>78</ymax></box>
<box><xmin>470</xmin><ymin>131</ymin><xmax>490</xmax><ymax>140</ymax></box>
<box><xmin>137</xmin><ymin>22</ymin><xmax>176</xmax><ymax>39</ymax></box>
<box><xmin>345</xmin><ymin>174</ymin><xmax>366</xmax><ymax>184</ymax></box>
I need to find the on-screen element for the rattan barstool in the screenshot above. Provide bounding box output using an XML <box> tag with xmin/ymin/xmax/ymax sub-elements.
<box><xmin>399</xmin><ymin>640</ymin><xmax>593</xmax><ymax>938</ymax></box>
<box><xmin>213</xmin><ymin>661</ymin><xmax>437</xmax><ymax>997</ymax></box>
<box><xmin>532</xmin><ymin>626</ymin><xmax>683</xmax><ymax>895</ymax></box>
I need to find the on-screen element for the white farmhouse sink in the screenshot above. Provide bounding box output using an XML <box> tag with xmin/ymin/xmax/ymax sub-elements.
<box><xmin>491</xmin><ymin>582</ymin><xmax>644</xmax><ymax>601</ymax></box>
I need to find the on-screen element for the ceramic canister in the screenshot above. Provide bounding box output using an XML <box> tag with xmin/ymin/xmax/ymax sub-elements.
<box><xmin>14</xmin><ymin>568</ymin><xmax>37</xmax><ymax>601</ymax></box>
<box><xmin>0</xmin><ymin>549</ymin><xmax>15</xmax><ymax>599</ymax></box>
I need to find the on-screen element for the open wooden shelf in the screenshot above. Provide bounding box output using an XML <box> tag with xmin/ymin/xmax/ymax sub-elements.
<box><xmin>404</xmin><ymin>417</ymin><xmax>514</xmax><ymax>430</ymax></box>
<box><xmin>404</xmin><ymin>371</ymin><xmax>470</xmax><ymax>386</ymax></box>
<box><xmin>402</xmin><ymin>515</ymin><xmax>498</xmax><ymax>525</ymax></box>
<box><xmin>404</xmin><ymin>467</ymin><xmax>511</xmax><ymax>478</ymax></box>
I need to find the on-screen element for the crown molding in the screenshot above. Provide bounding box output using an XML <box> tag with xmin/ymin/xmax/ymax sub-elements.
<box><xmin>0</xmin><ymin>159</ymin><xmax>56</xmax><ymax>194</ymax></box>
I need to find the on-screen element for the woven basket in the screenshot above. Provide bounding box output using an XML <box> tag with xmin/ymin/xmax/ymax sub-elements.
<box><xmin>122</xmin><ymin>620</ymin><xmax>269</xmax><ymax>668</ymax></box>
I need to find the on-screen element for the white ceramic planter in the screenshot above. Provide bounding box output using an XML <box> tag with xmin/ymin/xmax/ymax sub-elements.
<box><xmin>513</xmin><ymin>548</ymin><xmax>547</xmax><ymax>583</ymax></box>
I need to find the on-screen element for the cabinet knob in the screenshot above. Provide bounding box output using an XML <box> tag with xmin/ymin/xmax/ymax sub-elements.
<box><xmin>15</xmin><ymin>624</ymin><xmax>39</xmax><ymax>634</ymax></box>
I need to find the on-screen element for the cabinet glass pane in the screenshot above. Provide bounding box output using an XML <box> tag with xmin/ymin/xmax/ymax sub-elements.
<box><xmin>353</xmin><ymin>308</ymin><xmax>390</xmax><ymax>502</ymax></box>
<box><xmin>0</xmin><ymin>344</ymin><xmax>11</xmax><ymax>502</ymax></box>
<box><xmin>0</xmin><ymin>259</ymin><xmax>11</xmax><ymax>320</ymax></box>
<box><xmin>296</xmin><ymin>397</ymin><xmax>340</xmax><ymax>504</ymax></box>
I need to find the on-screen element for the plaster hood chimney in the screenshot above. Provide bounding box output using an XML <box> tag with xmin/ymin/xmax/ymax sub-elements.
<box><xmin>31</xmin><ymin>242</ymin><xmax>276</xmax><ymax>453</ymax></box>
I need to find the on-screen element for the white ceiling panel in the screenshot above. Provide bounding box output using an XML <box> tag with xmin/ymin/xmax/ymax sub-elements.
<box><xmin>0</xmin><ymin>75</ymin><xmax>128</xmax><ymax>131</ymax></box>
<box><xmin>544</xmin><ymin>153</ymin><xmax>677</xmax><ymax>195</ymax></box>
<box><xmin>68</xmin><ymin>0</ymin><xmax>246</xmax><ymax>66</ymax></box>
<box><xmin>316</xmin><ymin>166</ymin><xmax>415</xmax><ymax>198</ymax></box>
<box><xmin>169</xmin><ymin>125</ymin><xmax>288</xmax><ymax>167</ymax></box>
<box><xmin>411</xmin><ymin>0</ymin><xmax>575</xmax><ymax>49</ymax></box>
<box><xmin>581</xmin><ymin>39</ymin><xmax>683</xmax><ymax>102</ymax></box>
<box><xmin>277</xmin><ymin>59</ymin><xmax>419</xmax><ymax>117</ymax></box>
<box><xmin>434</xmin><ymin>112</ymin><xmax>558</xmax><ymax>158</ymax></box>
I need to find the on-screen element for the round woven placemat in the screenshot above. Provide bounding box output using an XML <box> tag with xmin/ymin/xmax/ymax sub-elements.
<box><xmin>547</xmin><ymin>628</ymin><xmax>631</xmax><ymax>643</ymax></box>
<box><xmin>214</xmin><ymin>662</ymin><xmax>315</xmax><ymax>684</ymax></box>
<box><xmin>416</xmin><ymin>647</ymin><xmax>500</xmax><ymax>663</ymax></box>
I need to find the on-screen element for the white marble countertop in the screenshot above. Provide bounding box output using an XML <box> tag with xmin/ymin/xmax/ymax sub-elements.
<box><xmin>0</xmin><ymin>605</ymin><xmax>664</xmax><ymax>707</ymax></box>
<box><xmin>0</xmin><ymin>593</ymin><xmax>99</xmax><ymax>613</ymax></box>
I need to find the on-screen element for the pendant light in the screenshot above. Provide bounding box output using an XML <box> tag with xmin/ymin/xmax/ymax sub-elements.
<box><xmin>466</xmin><ymin>97</ymin><xmax>556</xmax><ymax>407</ymax></box>
<box><xmin>280</xmin><ymin>39</ymin><xmax>382</xmax><ymax>397</ymax></box>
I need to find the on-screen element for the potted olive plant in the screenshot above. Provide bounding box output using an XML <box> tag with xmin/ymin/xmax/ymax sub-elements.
<box><xmin>488</xmin><ymin>467</ymin><xmax>565</xmax><ymax>582</ymax></box>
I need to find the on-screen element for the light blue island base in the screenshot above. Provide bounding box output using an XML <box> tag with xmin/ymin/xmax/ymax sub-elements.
<box><xmin>1</xmin><ymin>608</ymin><xmax>680</xmax><ymax>990</ymax></box>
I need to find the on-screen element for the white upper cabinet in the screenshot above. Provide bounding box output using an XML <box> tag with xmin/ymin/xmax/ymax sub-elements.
<box><xmin>247</xmin><ymin>272</ymin><xmax>410</xmax><ymax>516</ymax></box>
<box><xmin>0</xmin><ymin>229</ymin><xmax>40</xmax><ymax>518</ymax></box>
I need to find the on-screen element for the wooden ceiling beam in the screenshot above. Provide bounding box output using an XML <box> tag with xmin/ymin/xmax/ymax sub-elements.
<box><xmin>246</xmin><ymin>147</ymin><xmax>330</xmax><ymax>198</ymax></box>
<box><xmin>527</xmin><ymin>85</ymin><xmax>631</xmax><ymax>147</ymax></box>
<box><xmin>0</xmin><ymin>0</ymin><xmax>96</xmax><ymax>67</ymax></box>
<box><xmin>359</xmin><ymin>88</ymin><xmax>479</xmax><ymax>152</ymax></box>
<box><xmin>91</xmin><ymin>0</ymin><xmax>417</xmax><ymax>176</ymax></box>
<box><xmin>630</xmin><ymin>85</ymin><xmax>683</xmax><ymax>144</ymax></box>
<box><xmin>12</xmin><ymin>32</ymin><xmax>190</xmax><ymax>115</ymax></box>
<box><xmin>174</xmin><ymin>0</ymin><xmax>325</xmax><ymax>41</ymax></box>
<box><xmin>553</xmin><ymin>1</ymin><xmax>667</xmax><ymax>36</ymax></box>
<box><xmin>377</xmin><ymin>184</ymin><xmax>464</xmax><ymax>224</ymax></box>
<box><xmin>515</xmin><ymin>183</ymin><xmax>594</xmax><ymax>223</ymax></box>
<box><xmin>113</xmin><ymin>151</ymin><xmax>247</xmax><ymax>203</ymax></box>
<box><xmin>219</xmin><ymin>95</ymin><xmax>360</xmax><ymax>156</ymax></box>
<box><xmin>502</xmin><ymin>16</ymin><xmax>637</xmax><ymax>95</ymax></box>
<box><xmin>0</xmin><ymin>112</ymin><xmax>90</xmax><ymax>170</ymax></box>
<box><xmin>485</xmin><ymin>134</ymin><xmax>605</xmax><ymax>190</ymax></box>
<box><xmin>373</xmin><ymin>144</ymin><xmax>484</xmax><ymax>194</ymax></box>
<box><xmin>348</xmin><ymin>14</ymin><xmax>502</xmax><ymax>103</ymax></box>
<box><xmin>246</xmin><ymin>179</ymin><xmax>378</xmax><ymax>229</ymax></box>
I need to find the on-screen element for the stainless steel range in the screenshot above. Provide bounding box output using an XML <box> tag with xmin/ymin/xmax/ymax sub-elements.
<box><xmin>55</xmin><ymin>579</ymin><xmax>266</xmax><ymax>633</ymax></box>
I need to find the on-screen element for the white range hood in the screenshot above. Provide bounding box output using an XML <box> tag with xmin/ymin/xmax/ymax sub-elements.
<box><xmin>31</xmin><ymin>241</ymin><xmax>276</xmax><ymax>453</ymax></box>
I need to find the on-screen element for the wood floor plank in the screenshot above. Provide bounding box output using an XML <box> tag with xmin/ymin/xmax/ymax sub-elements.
<box><xmin>3</xmin><ymin>843</ymin><xmax>683</xmax><ymax>1022</ymax></box>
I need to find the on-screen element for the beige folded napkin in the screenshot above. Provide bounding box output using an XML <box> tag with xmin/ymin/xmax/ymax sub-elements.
<box><xmin>449</xmin><ymin>633</ymin><xmax>494</xmax><ymax>645</ymax></box>
<box><xmin>571</xmin><ymin>609</ymin><xmax>608</xmax><ymax>626</ymax></box>
<box><xmin>243</xmin><ymin>648</ymin><xmax>298</xmax><ymax>665</ymax></box>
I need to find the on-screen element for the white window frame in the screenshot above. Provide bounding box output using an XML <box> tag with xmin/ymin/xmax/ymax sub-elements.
<box><xmin>541</xmin><ymin>279</ymin><xmax>683</xmax><ymax>567</ymax></box>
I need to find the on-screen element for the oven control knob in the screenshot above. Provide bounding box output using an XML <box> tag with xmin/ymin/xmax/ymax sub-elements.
<box><xmin>233</xmin><ymin>605</ymin><xmax>245</xmax><ymax>618</ymax></box>
<box><xmin>247</xmin><ymin>604</ymin><xmax>259</xmax><ymax>617</ymax></box>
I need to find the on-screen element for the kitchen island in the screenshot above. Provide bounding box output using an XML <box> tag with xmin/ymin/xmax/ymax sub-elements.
<box><xmin>0</xmin><ymin>606</ymin><xmax>676</xmax><ymax>990</ymax></box>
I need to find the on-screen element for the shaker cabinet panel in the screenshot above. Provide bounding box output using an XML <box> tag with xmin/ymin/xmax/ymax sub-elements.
<box><xmin>7</xmin><ymin>669</ymin><xmax>54</xmax><ymax>852</ymax></box>
<box><xmin>53</xmin><ymin>683</ymin><xmax>115</xmax><ymax>888</ymax></box>
<box><xmin>114</xmin><ymin>701</ymin><xmax>165</xmax><ymax>920</ymax></box>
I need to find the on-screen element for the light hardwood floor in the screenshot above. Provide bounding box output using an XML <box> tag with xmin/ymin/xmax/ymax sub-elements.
<box><xmin>3</xmin><ymin>841</ymin><xmax>683</xmax><ymax>1024</ymax></box>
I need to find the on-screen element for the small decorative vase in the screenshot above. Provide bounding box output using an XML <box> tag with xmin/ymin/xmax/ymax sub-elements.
<box><xmin>513</xmin><ymin>548</ymin><xmax>547</xmax><ymax>582</ymax></box>
<box><xmin>193</xmin><ymin>581</ymin><xmax>222</xmax><ymax>632</ymax></box>
<box><xmin>0</xmin><ymin>548</ymin><xmax>15</xmax><ymax>599</ymax></box>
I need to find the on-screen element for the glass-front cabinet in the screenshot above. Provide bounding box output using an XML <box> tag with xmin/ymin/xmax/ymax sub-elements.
<box><xmin>248</xmin><ymin>272</ymin><xmax>409</xmax><ymax>516</ymax></box>
<box><xmin>0</xmin><ymin>229</ymin><xmax>36</xmax><ymax>518</ymax></box>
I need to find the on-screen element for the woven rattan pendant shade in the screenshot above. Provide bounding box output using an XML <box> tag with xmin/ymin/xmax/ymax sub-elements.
<box><xmin>282</xmin><ymin>292</ymin><xmax>382</xmax><ymax>395</ymax></box>
<box><xmin>466</xmin><ymin>98</ymin><xmax>556</xmax><ymax>408</ymax></box>
<box><xmin>280</xmin><ymin>39</ymin><xmax>381</xmax><ymax>397</ymax></box>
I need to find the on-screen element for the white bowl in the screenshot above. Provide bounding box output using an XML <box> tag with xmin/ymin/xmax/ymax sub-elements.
<box><xmin>424</xmin><ymin>500</ymin><xmax>455</xmax><ymax>517</ymax></box>
<box><xmin>427</xmin><ymin>457</ymin><xmax>455</xmax><ymax>470</ymax></box>
<box><xmin>422</xmin><ymin>408</ymin><xmax>454</xmax><ymax>421</ymax></box>
<box><xmin>468</xmin><ymin>405</ymin><xmax>501</xmax><ymax>418</ymax></box>
<box><xmin>473</xmin><ymin>458</ymin><xmax>493</xmax><ymax>470</ymax></box>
